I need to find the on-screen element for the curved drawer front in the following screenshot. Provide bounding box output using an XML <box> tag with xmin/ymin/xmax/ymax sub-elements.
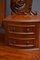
<box><xmin>7</xmin><ymin>22</ymin><xmax>36</xmax><ymax>26</ymax></box>
<box><xmin>8</xmin><ymin>37</ymin><xmax>36</xmax><ymax>48</ymax></box>
<box><xmin>8</xmin><ymin>26</ymin><xmax>35</xmax><ymax>33</ymax></box>
<box><xmin>7</xmin><ymin>22</ymin><xmax>36</xmax><ymax>33</ymax></box>
<box><xmin>4</xmin><ymin>21</ymin><xmax>39</xmax><ymax>48</ymax></box>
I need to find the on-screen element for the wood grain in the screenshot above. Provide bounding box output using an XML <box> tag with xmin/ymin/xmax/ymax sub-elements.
<box><xmin>0</xmin><ymin>46</ymin><xmax>40</xmax><ymax>60</ymax></box>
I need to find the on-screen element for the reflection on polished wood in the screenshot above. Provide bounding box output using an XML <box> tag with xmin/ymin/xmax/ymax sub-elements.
<box><xmin>0</xmin><ymin>46</ymin><xmax>40</xmax><ymax>60</ymax></box>
<box><xmin>0</xmin><ymin>15</ymin><xmax>40</xmax><ymax>60</ymax></box>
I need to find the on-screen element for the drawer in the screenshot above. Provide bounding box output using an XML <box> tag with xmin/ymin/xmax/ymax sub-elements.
<box><xmin>8</xmin><ymin>33</ymin><xmax>35</xmax><ymax>38</ymax></box>
<box><xmin>8</xmin><ymin>38</ymin><xmax>35</xmax><ymax>48</ymax></box>
<box><xmin>7</xmin><ymin>22</ymin><xmax>36</xmax><ymax>26</ymax></box>
<box><xmin>8</xmin><ymin>26</ymin><xmax>36</xmax><ymax>33</ymax></box>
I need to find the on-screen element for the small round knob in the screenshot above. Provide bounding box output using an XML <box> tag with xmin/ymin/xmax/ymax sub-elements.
<box><xmin>13</xmin><ymin>40</ymin><xmax>16</xmax><ymax>44</ymax></box>
<box><xmin>26</xmin><ymin>28</ymin><xmax>30</xmax><ymax>31</ymax></box>
<box><xmin>26</xmin><ymin>41</ymin><xmax>30</xmax><ymax>44</ymax></box>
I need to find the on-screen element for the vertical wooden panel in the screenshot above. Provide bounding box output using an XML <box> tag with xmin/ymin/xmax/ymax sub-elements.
<box><xmin>0</xmin><ymin>0</ymin><xmax>6</xmax><ymax>26</ymax></box>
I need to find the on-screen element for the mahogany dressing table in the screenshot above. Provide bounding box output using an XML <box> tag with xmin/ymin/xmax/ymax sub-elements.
<box><xmin>1</xmin><ymin>0</ymin><xmax>40</xmax><ymax>60</ymax></box>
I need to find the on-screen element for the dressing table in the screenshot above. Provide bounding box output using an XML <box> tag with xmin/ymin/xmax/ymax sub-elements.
<box><xmin>1</xmin><ymin>0</ymin><xmax>40</xmax><ymax>60</ymax></box>
<box><xmin>3</xmin><ymin>15</ymin><xmax>40</xmax><ymax>60</ymax></box>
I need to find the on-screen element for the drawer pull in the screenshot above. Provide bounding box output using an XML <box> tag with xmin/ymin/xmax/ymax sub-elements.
<box><xmin>26</xmin><ymin>41</ymin><xmax>30</xmax><ymax>44</ymax></box>
<box><xmin>26</xmin><ymin>28</ymin><xmax>30</xmax><ymax>31</ymax></box>
<box><xmin>13</xmin><ymin>40</ymin><xmax>16</xmax><ymax>44</ymax></box>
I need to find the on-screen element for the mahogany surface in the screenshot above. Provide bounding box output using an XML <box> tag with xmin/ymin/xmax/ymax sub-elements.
<box><xmin>3</xmin><ymin>15</ymin><xmax>40</xmax><ymax>60</ymax></box>
<box><xmin>0</xmin><ymin>46</ymin><xmax>40</xmax><ymax>60</ymax></box>
<box><xmin>0</xmin><ymin>0</ymin><xmax>6</xmax><ymax>26</ymax></box>
<box><xmin>3</xmin><ymin>15</ymin><xmax>40</xmax><ymax>48</ymax></box>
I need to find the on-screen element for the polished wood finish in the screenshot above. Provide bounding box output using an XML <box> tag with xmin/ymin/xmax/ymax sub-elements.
<box><xmin>3</xmin><ymin>15</ymin><xmax>40</xmax><ymax>60</ymax></box>
<box><xmin>0</xmin><ymin>0</ymin><xmax>6</xmax><ymax>26</ymax></box>
<box><xmin>0</xmin><ymin>46</ymin><xmax>40</xmax><ymax>60</ymax></box>
<box><xmin>3</xmin><ymin>15</ymin><xmax>40</xmax><ymax>49</ymax></box>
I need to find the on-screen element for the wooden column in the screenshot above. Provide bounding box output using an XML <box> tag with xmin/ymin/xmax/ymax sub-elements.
<box><xmin>0</xmin><ymin>0</ymin><xmax>6</xmax><ymax>26</ymax></box>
